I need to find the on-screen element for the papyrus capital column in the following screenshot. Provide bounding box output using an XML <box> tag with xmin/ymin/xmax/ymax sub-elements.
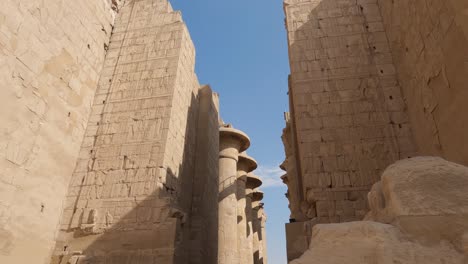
<box><xmin>237</xmin><ymin>152</ymin><xmax>257</xmax><ymax>264</ymax></box>
<box><xmin>259</xmin><ymin>204</ymin><xmax>268</xmax><ymax>264</ymax></box>
<box><xmin>218</xmin><ymin>125</ymin><xmax>250</xmax><ymax>264</ymax></box>
<box><xmin>252</xmin><ymin>189</ymin><xmax>265</xmax><ymax>264</ymax></box>
<box><xmin>246</xmin><ymin>174</ymin><xmax>262</xmax><ymax>264</ymax></box>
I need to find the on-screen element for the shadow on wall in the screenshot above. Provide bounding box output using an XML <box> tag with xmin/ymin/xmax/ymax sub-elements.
<box><xmin>50</xmin><ymin>87</ymin><xmax>220</xmax><ymax>264</ymax></box>
<box><xmin>282</xmin><ymin>0</ymin><xmax>422</xmax><ymax>261</ymax></box>
<box><xmin>284</xmin><ymin>0</ymin><xmax>419</xmax><ymax>224</ymax></box>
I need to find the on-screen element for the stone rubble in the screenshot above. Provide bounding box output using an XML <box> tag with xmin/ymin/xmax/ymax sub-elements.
<box><xmin>290</xmin><ymin>157</ymin><xmax>468</xmax><ymax>264</ymax></box>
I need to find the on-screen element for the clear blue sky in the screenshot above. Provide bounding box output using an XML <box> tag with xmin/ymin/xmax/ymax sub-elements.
<box><xmin>170</xmin><ymin>0</ymin><xmax>291</xmax><ymax>263</ymax></box>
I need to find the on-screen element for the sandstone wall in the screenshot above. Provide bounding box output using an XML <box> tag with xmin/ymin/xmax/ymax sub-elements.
<box><xmin>283</xmin><ymin>0</ymin><xmax>417</xmax><ymax>224</ymax></box>
<box><xmin>281</xmin><ymin>112</ymin><xmax>304</xmax><ymax>221</ymax></box>
<box><xmin>291</xmin><ymin>157</ymin><xmax>468</xmax><ymax>264</ymax></box>
<box><xmin>377</xmin><ymin>0</ymin><xmax>468</xmax><ymax>165</ymax></box>
<box><xmin>0</xmin><ymin>0</ymin><xmax>120</xmax><ymax>263</ymax></box>
<box><xmin>47</xmin><ymin>0</ymin><xmax>220</xmax><ymax>263</ymax></box>
<box><xmin>291</xmin><ymin>221</ymin><xmax>465</xmax><ymax>264</ymax></box>
<box><xmin>188</xmin><ymin>86</ymin><xmax>220</xmax><ymax>263</ymax></box>
<box><xmin>282</xmin><ymin>0</ymin><xmax>420</xmax><ymax>259</ymax></box>
<box><xmin>282</xmin><ymin>0</ymin><xmax>468</xmax><ymax>261</ymax></box>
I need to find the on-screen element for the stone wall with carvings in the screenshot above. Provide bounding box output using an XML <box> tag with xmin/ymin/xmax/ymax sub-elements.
<box><xmin>282</xmin><ymin>0</ymin><xmax>468</xmax><ymax>261</ymax></box>
<box><xmin>46</xmin><ymin>1</ymin><xmax>221</xmax><ymax>263</ymax></box>
<box><xmin>0</xmin><ymin>0</ymin><xmax>264</xmax><ymax>263</ymax></box>
<box><xmin>283</xmin><ymin>0</ymin><xmax>416</xmax><ymax>225</ymax></box>
<box><xmin>0</xmin><ymin>0</ymin><xmax>122</xmax><ymax>263</ymax></box>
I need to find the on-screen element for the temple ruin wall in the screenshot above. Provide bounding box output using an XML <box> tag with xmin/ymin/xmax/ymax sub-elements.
<box><xmin>0</xmin><ymin>1</ymin><xmax>121</xmax><ymax>262</ymax></box>
<box><xmin>378</xmin><ymin>0</ymin><xmax>468</xmax><ymax>165</ymax></box>
<box><xmin>282</xmin><ymin>0</ymin><xmax>468</xmax><ymax>260</ymax></box>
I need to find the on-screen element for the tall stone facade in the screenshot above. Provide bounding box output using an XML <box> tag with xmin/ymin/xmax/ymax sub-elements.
<box><xmin>48</xmin><ymin>1</ymin><xmax>220</xmax><ymax>263</ymax></box>
<box><xmin>0</xmin><ymin>0</ymin><xmax>123</xmax><ymax>263</ymax></box>
<box><xmin>281</xmin><ymin>0</ymin><xmax>468</xmax><ymax>261</ymax></box>
<box><xmin>0</xmin><ymin>0</ymin><xmax>267</xmax><ymax>264</ymax></box>
<box><xmin>377</xmin><ymin>0</ymin><xmax>468</xmax><ymax>165</ymax></box>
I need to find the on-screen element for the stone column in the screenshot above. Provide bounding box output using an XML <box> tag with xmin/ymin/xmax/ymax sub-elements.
<box><xmin>219</xmin><ymin>125</ymin><xmax>250</xmax><ymax>264</ymax></box>
<box><xmin>260</xmin><ymin>205</ymin><xmax>268</xmax><ymax>264</ymax></box>
<box><xmin>237</xmin><ymin>153</ymin><xmax>257</xmax><ymax>264</ymax></box>
<box><xmin>246</xmin><ymin>174</ymin><xmax>262</xmax><ymax>264</ymax></box>
<box><xmin>245</xmin><ymin>187</ymin><xmax>255</xmax><ymax>264</ymax></box>
<box><xmin>252</xmin><ymin>190</ymin><xmax>264</xmax><ymax>264</ymax></box>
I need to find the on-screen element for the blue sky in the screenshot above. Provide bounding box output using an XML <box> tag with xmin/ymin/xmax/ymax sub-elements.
<box><xmin>170</xmin><ymin>0</ymin><xmax>291</xmax><ymax>263</ymax></box>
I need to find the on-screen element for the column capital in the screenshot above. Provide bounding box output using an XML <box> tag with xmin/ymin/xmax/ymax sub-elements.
<box><xmin>252</xmin><ymin>190</ymin><xmax>264</xmax><ymax>203</ymax></box>
<box><xmin>246</xmin><ymin>173</ymin><xmax>262</xmax><ymax>190</ymax></box>
<box><xmin>219</xmin><ymin>125</ymin><xmax>251</xmax><ymax>161</ymax></box>
<box><xmin>218</xmin><ymin>124</ymin><xmax>251</xmax><ymax>264</ymax></box>
<box><xmin>237</xmin><ymin>152</ymin><xmax>257</xmax><ymax>180</ymax></box>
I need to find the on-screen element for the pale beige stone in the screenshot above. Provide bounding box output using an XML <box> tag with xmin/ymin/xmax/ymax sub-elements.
<box><xmin>260</xmin><ymin>208</ymin><xmax>268</xmax><ymax>264</ymax></box>
<box><xmin>237</xmin><ymin>152</ymin><xmax>257</xmax><ymax>264</ymax></box>
<box><xmin>0</xmin><ymin>0</ymin><xmax>118</xmax><ymax>262</ymax></box>
<box><xmin>281</xmin><ymin>0</ymin><xmax>416</xmax><ymax>234</ymax></box>
<box><xmin>219</xmin><ymin>125</ymin><xmax>250</xmax><ymax>264</ymax></box>
<box><xmin>291</xmin><ymin>157</ymin><xmax>468</xmax><ymax>263</ymax></box>
<box><xmin>0</xmin><ymin>0</ymin><xmax>232</xmax><ymax>263</ymax></box>
<box><xmin>377</xmin><ymin>0</ymin><xmax>468</xmax><ymax>165</ymax></box>
<box><xmin>366</xmin><ymin>157</ymin><xmax>468</xmax><ymax>251</ymax></box>
<box><xmin>281</xmin><ymin>0</ymin><xmax>468</xmax><ymax>261</ymax></box>
<box><xmin>0</xmin><ymin>0</ymin><xmax>268</xmax><ymax>263</ymax></box>
<box><xmin>291</xmin><ymin>221</ymin><xmax>464</xmax><ymax>264</ymax></box>
<box><xmin>251</xmin><ymin>189</ymin><xmax>265</xmax><ymax>264</ymax></box>
<box><xmin>245</xmin><ymin>173</ymin><xmax>262</xmax><ymax>264</ymax></box>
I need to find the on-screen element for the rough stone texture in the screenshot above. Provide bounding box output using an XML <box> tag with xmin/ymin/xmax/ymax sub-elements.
<box><xmin>290</xmin><ymin>221</ymin><xmax>465</xmax><ymax>264</ymax></box>
<box><xmin>281</xmin><ymin>0</ymin><xmax>468</xmax><ymax>260</ymax></box>
<box><xmin>0</xmin><ymin>0</ymin><xmax>268</xmax><ymax>263</ymax></box>
<box><xmin>252</xmin><ymin>202</ymin><xmax>262</xmax><ymax>264</ymax></box>
<box><xmin>284</xmin><ymin>219</ymin><xmax>315</xmax><ymax>262</ymax></box>
<box><xmin>45</xmin><ymin>1</ymin><xmax>221</xmax><ymax>263</ymax></box>
<box><xmin>366</xmin><ymin>157</ymin><xmax>468</xmax><ymax>252</ymax></box>
<box><xmin>0</xmin><ymin>0</ymin><xmax>120</xmax><ymax>263</ymax></box>
<box><xmin>283</xmin><ymin>0</ymin><xmax>417</xmax><ymax>226</ymax></box>
<box><xmin>245</xmin><ymin>174</ymin><xmax>266</xmax><ymax>264</ymax></box>
<box><xmin>281</xmin><ymin>112</ymin><xmax>306</xmax><ymax>222</ymax></box>
<box><xmin>290</xmin><ymin>157</ymin><xmax>468</xmax><ymax>264</ymax></box>
<box><xmin>258</xmin><ymin>205</ymin><xmax>268</xmax><ymax>264</ymax></box>
<box><xmin>245</xmin><ymin>182</ymin><xmax>256</xmax><ymax>264</ymax></box>
<box><xmin>377</xmin><ymin>0</ymin><xmax>468</xmax><ymax>165</ymax></box>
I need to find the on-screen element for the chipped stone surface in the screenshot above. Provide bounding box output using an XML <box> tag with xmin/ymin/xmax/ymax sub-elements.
<box><xmin>377</xmin><ymin>0</ymin><xmax>468</xmax><ymax>165</ymax></box>
<box><xmin>291</xmin><ymin>158</ymin><xmax>468</xmax><ymax>264</ymax></box>
<box><xmin>291</xmin><ymin>221</ymin><xmax>464</xmax><ymax>264</ymax></box>
<box><xmin>366</xmin><ymin>157</ymin><xmax>468</xmax><ymax>252</ymax></box>
<box><xmin>281</xmin><ymin>112</ymin><xmax>306</xmax><ymax>222</ymax></box>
